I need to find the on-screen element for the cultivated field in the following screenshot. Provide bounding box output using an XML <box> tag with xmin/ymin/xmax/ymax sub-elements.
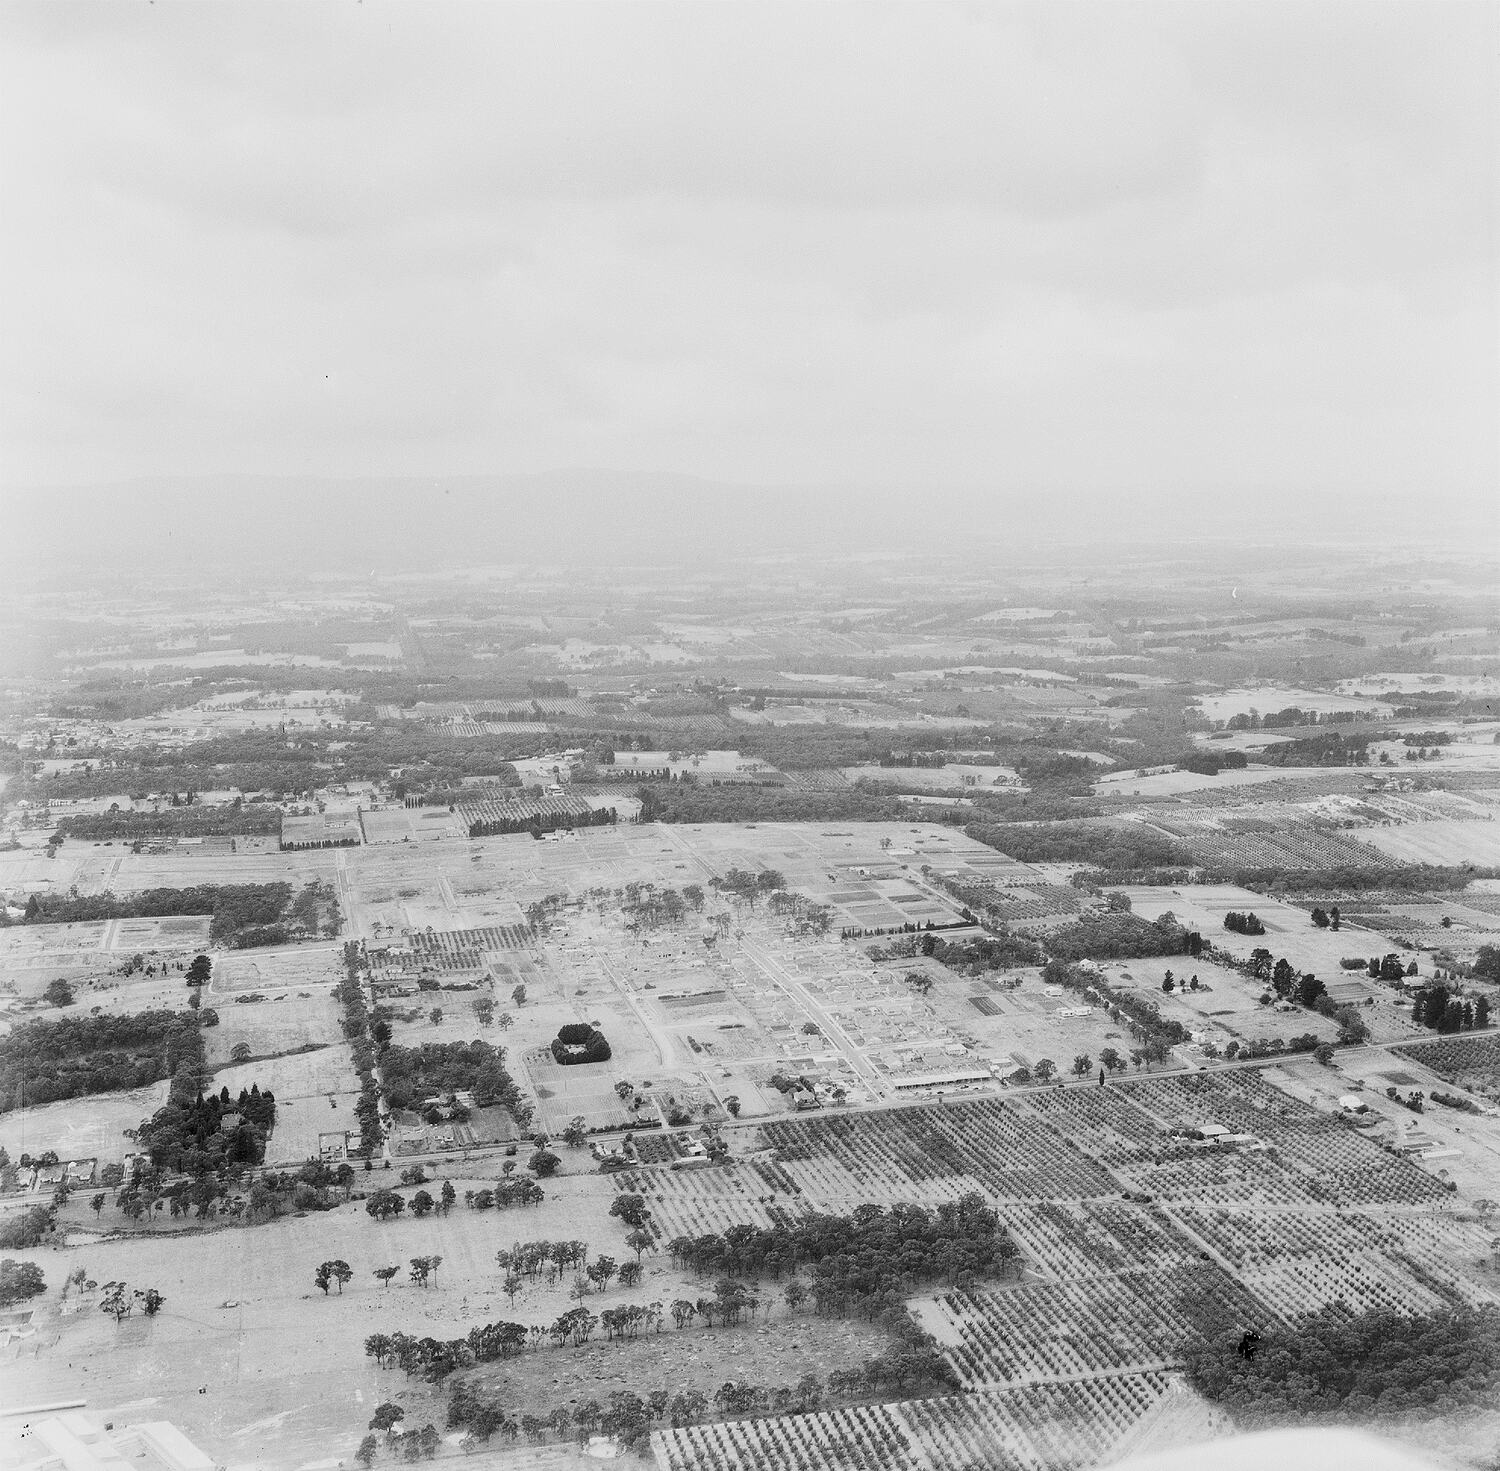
<box><xmin>1356</xmin><ymin>818</ymin><xmax>1500</xmax><ymax>867</ymax></box>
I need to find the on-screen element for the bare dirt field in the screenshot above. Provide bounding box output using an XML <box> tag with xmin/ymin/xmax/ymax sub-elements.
<box><xmin>0</xmin><ymin>1080</ymin><xmax>168</xmax><ymax>1164</ymax></box>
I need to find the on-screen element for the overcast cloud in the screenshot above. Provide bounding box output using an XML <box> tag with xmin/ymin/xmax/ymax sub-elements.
<box><xmin>1</xmin><ymin>2</ymin><xmax>1494</xmax><ymax>513</ymax></box>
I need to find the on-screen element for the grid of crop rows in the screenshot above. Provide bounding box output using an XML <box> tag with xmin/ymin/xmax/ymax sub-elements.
<box><xmin>457</xmin><ymin>792</ymin><xmax>597</xmax><ymax>828</ymax></box>
<box><xmin>1013</xmin><ymin>1085</ymin><xmax>1166</xmax><ymax>1166</ymax></box>
<box><xmin>613</xmin><ymin>1162</ymin><xmax>796</xmax><ymax>1239</ymax></box>
<box><xmin>653</xmin><ymin>1373</ymin><xmax>1191</xmax><ymax>1471</ymax></box>
<box><xmin>1389</xmin><ymin>1033</ymin><xmax>1500</xmax><ymax>1085</ymax></box>
<box><xmin>930</xmin><ymin>1265</ymin><xmax>1268</xmax><ymax>1386</ymax></box>
<box><xmin>368</xmin><ymin>923</ymin><xmax>534</xmax><ymax>976</ymax></box>
<box><xmin>1170</xmin><ymin>1205</ymin><xmax>1492</xmax><ymax>1320</ymax></box>
<box><xmin>1000</xmin><ymin>1200</ymin><xmax>1207</xmax><ymax>1281</ymax></box>
<box><xmin>763</xmin><ymin>1099</ymin><xmax>1121</xmax><ymax>1203</ymax></box>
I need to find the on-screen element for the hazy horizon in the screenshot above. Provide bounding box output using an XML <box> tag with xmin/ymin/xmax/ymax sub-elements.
<box><xmin>2</xmin><ymin>1</ymin><xmax>1495</xmax><ymax>556</ymax></box>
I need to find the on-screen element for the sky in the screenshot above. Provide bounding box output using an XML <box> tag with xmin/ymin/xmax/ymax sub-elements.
<box><xmin>0</xmin><ymin>2</ymin><xmax>1495</xmax><ymax>532</ymax></box>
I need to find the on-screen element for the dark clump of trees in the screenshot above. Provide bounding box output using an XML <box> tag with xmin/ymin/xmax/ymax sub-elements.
<box><xmin>0</xmin><ymin>1206</ymin><xmax>56</xmax><ymax>1250</ymax></box>
<box><xmin>966</xmin><ymin>821</ymin><xmax>1193</xmax><ymax>872</ymax></box>
<box><xmin>1410</xmin><ymin>984</ymin><xmax>1489</xmax><ymax>1034</ymax></box>
<box><xmin>550</xmin><ymin>1023</ymin><xmax>612</xmax><ymax>1067</ymax></box>
<box><xmin>636</xmin><ymin>784</ymin><xmax>909</xmax><ymax>826</ymax></box>
<box><xmin>665</xmin><ymin>1194</ymin><xmax>1017</xmax><ymax>1312</ymax></box>
<box><xmin>0</xmin><ymin>1258</ymin><xmax>46</xmax><ymax>1306</ymax></box>
<box><xmin>0</xmin><ymin>1010</ymin><xmax>203</xmax><ymax>1113</ymax></box>
<box><xmin>1223</xmin><ymin>911</ymin><xmax>1266</xmax><ymax>936</ymax></box>
<box><xmin>380</xmin><ymin>1040</ymin><xmax>531</xmax><ymax>1127</ymax></box>
<box><xmin>138</xmin><ymin>1079</ymin><xmax>277</xmax><ymax>1172</ymax></box>
<box><xmin>16</xmin><ymin>882</ymin><xmax>289</xmax><ymax>934</ymax></box>
<box><xmin>467</xmin><ymin>806</ymin><xmax>617</xmax><ymax>839</ymax></box>
<box><xmin>1186</xmin><ymin>1305</ymin><xmax>1500</xmax><ymax>1424</ymax></box>
<box><xmin>53</xmin><ymin>807</ymin><xmax>281</xmax><ymax>842</ymax></box>
<box><xmin>874</xmin><ymin>929</ymin><xmax>1044</xmax><ymax>972</ymax></box>
<box><xmin>1045</xmin><ymin>911</ymin><xmax>1190</xmax><ymax>962</ymax></box>
<box><xmin>1258</xmin><ymin>732</ymin><xmax>1372</xmax><ymax>767</ymax></box>
<box><xmin>8</xmin><ymin>880</ymin><xmax>338</xmax><ymax>948</ymax></box>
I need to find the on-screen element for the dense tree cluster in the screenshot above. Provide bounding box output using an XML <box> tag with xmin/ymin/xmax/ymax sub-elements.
<box><xmin>138</xmin><ymin>1080</ymin><xmax>276</xmax><ymax>1172</ymax></box>
<box><xmin>0</xmin><ymin>1258</ymin><xmax>46</xmax><ymax>1306</ymax></box>
<box><xmin>1045</xmin><ymin>911</ymin><xmax>1193</xmax><ymax>962</ymax></box>
<box><xmin>871</xmin><ymin>928</ymin><xmax>1044</xmax><ymax>973</ymax></box>
<box><xmin>380</xmin><ymin>1040</ymin><xmax>531</xmax><ymax>1126</ymax></box>
<box><xmin>14</xmin><ymin>881</ymin><xmax>288</xmax><ymax>931</ymax></box>
<box><xmin>662</xmin><ymin>1193</ymin><xmax>1018</xmax><ymax>1314</ymax></box>
<box><xmin>550</xmin><ymin>1023</ymin><xmax>612</xmax><ymax>1067</ymax></box>
<box><xmin>1186</xmin><ymin>1306</ymin><xmax>1500</xmax><ymax>1424</ymax></box>
<box><xmin>54</xmin><ymin>807</ymin><xmax>282</xmax><ymax>841</ymax></box>
<box><xmin>6</xmin><ymin>880</ymin><xmax>338</xmax><ymax>947</ymax></box>
<box><xmin>1258</xmin><ymin>732</ymin><xmax>1372</xmax><ymax>766</ymax></box>
<box><xmin>1223</xmin><ymin>911</ymin><xmax>1266</xmax><ymax>936</ymax></box>
<box><xmin>636</xmin><ymin>783</ymin><xmax>909</xmax><ymax>825</ymax></box>
<box><xmin>0</xmin><ymin>1010</ymin><xmax>203</xmax><ymax>1112</ymax></box>
<box><xmin>466</xmin><ymin>806</ymin><xmax>617</xmax><ymax>839</ymax></box>
<box><xmin>1410</xmin><ymin>984</ymin><xmax>1490</xmax><ymax>1034</ymax></box>
<box><xmin>0</xmin><ymin>1206</ymin><xmax>55</xmax><ymax>1250</ymax></box>
<box><xmin>966</xmin><ymin>821</ymin><xmax>1192</xmax><ymax>871</ymax></box>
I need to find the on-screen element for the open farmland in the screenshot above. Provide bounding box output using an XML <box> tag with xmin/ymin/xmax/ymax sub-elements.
<box><xmin>0</xmin><ymin>1079</ymin><xmax>170</xmax><ymax>1164</ymax></box>
<box><xmin>7</xmin><ymin>811</ymin><xmax>1500</xmax><ymax>1471</ymax></box>
<box><xmin>1356</xmin><ymin>819</ymin><xmax>1500</xmax><ymax>867</ymax></box>
<box><xmin>1</xmin><ymin>1170</ymin><xmax>708</xmax><ymax>1469</ymax></box>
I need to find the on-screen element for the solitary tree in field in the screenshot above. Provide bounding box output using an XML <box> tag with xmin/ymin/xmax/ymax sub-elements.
<box><xmin>511</xmin><ymin>984</ymin><xmax>527</xmax><ymax>1007</ymax></box>
<box><xmin>1034</xmin><ymin>1058</ymin><xmax>1056</xmax><ymax>1083</ymax></box>
<box><xmin>1072</xmin><ymin>1054</ymin><xmax>1092</xmax><ymax>1079</ymax></box>
<box><xmin>373</xmin><ymin>1265</ymin><xmax>399</xmax><ymax>1288</ymax></box>
<box><xmin>439</xmin><ymin>1180</ymin><xmax>455</xmax><ymax>1215</ymax></box>
<box><xmin>625</xmin><ymin>1228</ymin><xmax>655</xmax><ymax>1262</ymax></box>
<box><xmin>100</xmin><ymin>1283</ymin><xmax>132</xmax><ymax>1323</ymax></box>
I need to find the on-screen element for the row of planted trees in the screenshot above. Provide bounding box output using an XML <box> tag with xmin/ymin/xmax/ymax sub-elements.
<box><xmin>338</xmin><ymin>941</ymin><xmax>386</xmax><ymax>1155</ymax></box>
